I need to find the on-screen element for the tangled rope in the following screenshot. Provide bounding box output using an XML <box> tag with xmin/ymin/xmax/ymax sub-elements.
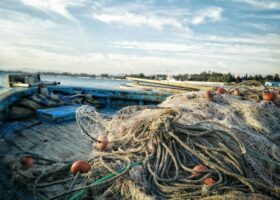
<box><xmin>7</xmin><ymin>91</ymin><xmax>280</xmax><ymax>199</ymax></box>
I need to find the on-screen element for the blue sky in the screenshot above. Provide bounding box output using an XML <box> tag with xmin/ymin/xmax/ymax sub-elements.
<box><xmin>0</xmin><ymin>0</ymin><xmax>279</xmax><ymax>75</ymax></box>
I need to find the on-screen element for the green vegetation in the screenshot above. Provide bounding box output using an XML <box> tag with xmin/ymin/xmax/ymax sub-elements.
<box><xmin>173</xmin><ymin>72</ymin><xmax>280</xmax><ymax>83</ymax></box>
<box><xmin>0</xmin><ymin>70</ymin><xmax>279</xmax><ymax>83</ymax></box>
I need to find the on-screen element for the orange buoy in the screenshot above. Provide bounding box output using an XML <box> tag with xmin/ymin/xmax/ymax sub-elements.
<box><xmin>95</xmin><ymin>135</ymin><xmax>108</xmax><ymax>151</ymax></box>
<box><xmin>71</xmin><ymin>160</ymin><xmax>91</xmax><ymax>174</ymax></box>
<box><xmin>216</xmin><ymin>87</ymin><xmax>226</xmax><ymax>95</ymax></box>
<box><xmin>203</xmin><ymin>177</ymin><xmax>215</xmax><ymax>186</ymax></box>
<box><xmin>192</xmin><ymin>165</ymin><xmax>208</xmax><ymax>176</ymax></box>
<box><xmin>204</xmin><ymin>91</ymin><xmax>213</xmax><ymax>100</ymax></box>
<box><xmin>233</xmin><ymin>89</ymin><xmax>240</xmax><ymax>96</ymax></box>
<box><xmin>263</xmin><ymin>92</ymin><xmax>276</xmax><ymax>101</ymax></box>
<box><xmin>20</xmin><ymin>156</ymin><xmax>33</xmax><ymax>169</ymax></box>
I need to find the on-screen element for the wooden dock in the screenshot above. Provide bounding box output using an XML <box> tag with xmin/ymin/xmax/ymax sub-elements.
<box><xmin>126</xmin><ymin>77</ymin><xmax>214</xmax><ymax>91</ymax></box>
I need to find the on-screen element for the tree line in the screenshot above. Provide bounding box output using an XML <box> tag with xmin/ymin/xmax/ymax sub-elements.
<box><xmin>129</xmin><ymin>72</ymin><xmax>280</xmax><ymax>83</ymax></box>
<box><xmin>172</xmin><ymin>72</ymin><xmax>280</xmax><ymax>83</ymax></box>
<box><xmin>1</xmin><ymin>70</ymin><xmax>279</xmax><ymax>83</ymax></box>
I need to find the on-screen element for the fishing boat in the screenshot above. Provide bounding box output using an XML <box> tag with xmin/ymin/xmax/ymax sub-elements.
<box><xmin>1</xmin><ymin>75</ymin><xmax>280</xmax><ymax>200</ymax></box>
<box><xmin>0</xmin><ymin>74</ymin><xmax>171</xmax><ymax>199</ymax></box>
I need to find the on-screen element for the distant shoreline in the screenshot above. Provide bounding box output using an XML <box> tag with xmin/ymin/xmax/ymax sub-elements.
<box><xmin>1</xmin><ymin>69</ymin><xmax>279</xmax><ymax>84</ymax></box>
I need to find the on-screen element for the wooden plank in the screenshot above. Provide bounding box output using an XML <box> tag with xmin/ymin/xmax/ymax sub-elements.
<box><xmin>23</xmin><ymin>126</ymin><xmax>88</xmax><ymax>160</ymax></box>
<box><xmin>33</xmin><ymin>122</ymin><xmax>90</xmax><ymax>148</ymax></box>
<box><xmin>20</xmin><ymin>128</ymin><xmax>70</xmax><ymax>159</ymax></box>
<box><xmin>27</xmin><ymin>122</ymin><xmax>91</xmax><ymax>156</ymax></box>
<box><xmin>47</xmin><ymin>85</ymin><xmax>171</xmax><ymax>102</ymax></box>
<box><xmin>36</xmin><ymin>105</ymin><xmax>81</xmax><ymax>123</ymax></box>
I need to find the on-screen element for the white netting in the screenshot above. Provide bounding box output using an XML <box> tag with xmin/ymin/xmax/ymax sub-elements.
<box><xmin>76</xmin><ymin>105</ymin><xmax>109</xmax><ymax>140</ymax></box>
<box><xmin>16</xmin><ymin>91</ymin><xmax>280</xmax><ymax>200</ymax></box>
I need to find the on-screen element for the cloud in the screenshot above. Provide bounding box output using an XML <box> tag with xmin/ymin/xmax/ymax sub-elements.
<box><xmin>0</xmin><ymin>8</ymin><xmax>90</xmax><ymax>57</ymax></box>
<box><xmin>93</xmin><ymin>12</ymin><xmax>183</xmax><ymax>30</ymax></box>
<box><xmin>238</xmin><ymin>0</ymin><xmax>280</xmax><ymax>9</ymax></box>
<box><xmin>0</xmin><ymin>1</ymin><xmax>279</xmax><ymax>75</ymax></box>
<box><xmin>2</xmin><ymin>46</ymin><xmax>279</xmax><ymax>75</ymax></box>
<box><xmin>111</xmin><ymin>38</ymin><xmax>280</xmax><ymax>58</ymax></box>
<box><xmin>191</xmin><ymin>7</ymin><xmax>223</xmax><ymax>25</ymax></box>
<box><xmin>90</xmin><ymin>2</ymin><xmax>195</xmax><ymax>31</ymax></box>
<box><xmin>92</xmin><ymin>3</ymin><xmax>223</xmax><ymax>30</ymax></box>
<box><xmin>21</xmin><ymin>0</ymin><xmax>86</xmax><ymax>21</ymax></box>
<box><xmin>112</xmin><ymin>41</ymin><xmax>191</xmax><ymax>52</ymax></box>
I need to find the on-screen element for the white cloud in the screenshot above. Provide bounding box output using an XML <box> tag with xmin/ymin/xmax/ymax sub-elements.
<box><xmin>0</xmin><ymin>1</ymin><xmax>279</xmax><ymax>75</ymax></box>
<box><xmin>112</xmin><ymin>41</ymin><xmax>197</xmax><ymax>52</ymax></box>
<box><xmin>191</xmin><ymin>7</ymin><xmax>223</xmax><ymax>25</ymax></box>
<box><xmin>111</xmin><ymin>39</ymin><xmax>280</xmax><ymax>58</ymax></box>
<box><xmin>93</xmin><ymin>11</ymin><xmax>184</xmax><ymax>30</ymax></box>
<box><xmin>90</xmin><ymin>2</ymin><xmax>195</xmax><ymax>31</ymax></box>
<box><xmin>239</xmin><ymin>0</ymin><xmax>280</xmax><ymax>9</ymax></box>
<box><xmin>0</xmin><ymin>9</ymin><xmax>90</xmax><ymax>57</ymax></box>
<box><xmin>1</xmin><ymin>46</ymin><xmax>279</xmax><ymax>75</ymax></box>
<box><xmin>92</xmin><ymin>3</ymin><xmax>223</xmax><ymax>30</ymax></box>
<box><xmin>21</xmin><ymin>0</ymin><xmax>86</xmax><ymax>21</ymax></box>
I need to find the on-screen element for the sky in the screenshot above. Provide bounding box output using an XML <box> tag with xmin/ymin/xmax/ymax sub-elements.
<box><xmin>0</xmin><ymin>0</ymin><xmax>279</xmax><ymax>75</ymax></box>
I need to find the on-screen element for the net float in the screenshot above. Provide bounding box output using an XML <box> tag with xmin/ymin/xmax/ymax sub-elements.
<box><xmin>216</xmin><ymin>87</ymin><xmax>226</xmax><ymax>95</ymax></box>
<box><xmin>95</xmin><ymin>135</ymin><xmax>108</xmax><ymax>151</ymax></box>
<box><xmin>263</xmin><ymin>92</ymin><xmax>276</xmax><ymax>101</ymax></box>
<box><xmin>233</xmin><ymin>89</ymin><xmax>240</xmax><ymax>96</ymax></box>
<box><xmin>204</xmin><ymin>91</ymin><xmax>213</xmax><ymax>100</ymax></box>
<box><xmin>192</xmin><ymin>165</ymin><xmax>208</xmax><ymax>176</ymax></box>
<box><xmin>20</xmin><ymin>156</ymin><xmax>33</xmax><ymax>169</ymax></box>
<box><xmin>71</xmin><ymin>160</ymin><xmax>91</xmax><ymax>175</ymax></box>
<box><xmin>203</xmin><ymin>177</ymin><xmax>215</xmax><ymax>186</ymax></box>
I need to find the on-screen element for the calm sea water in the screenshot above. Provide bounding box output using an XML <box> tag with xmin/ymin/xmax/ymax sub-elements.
<box><xmin>0</xmin><ymin>73</ymin><xmax>130</xmax><ymax>94</ymax></box>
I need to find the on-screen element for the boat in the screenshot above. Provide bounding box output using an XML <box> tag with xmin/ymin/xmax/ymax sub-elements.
<box><xmin>0</xmin><ymin>77</ymin><xmax>171</xmax><ymax>199</ymax></box>
<box><xmin>2</xmin><ymin>76</ymin><xmax>279</xmax><ymax>200</ymax></box>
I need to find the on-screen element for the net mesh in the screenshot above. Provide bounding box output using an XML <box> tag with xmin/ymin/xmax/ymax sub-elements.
<box><xmin>75</xmin><ymin>92</ymin><xmax>280</xmax><ymax>199</ymax></box>
<box><xmin>8</xmin><ymin>91</ymin><xmax>280</xmax><ymax>200</ymax></box>
<box><xmin>76</xmin><ymin>105</ymin><xmax>110</xmax><ymax>141</ymax></box>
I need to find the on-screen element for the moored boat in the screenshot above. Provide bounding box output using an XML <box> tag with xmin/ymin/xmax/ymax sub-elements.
<box><xmin>0</xmin><ymin>81</ymin><xmax>171</xmax><ymax>199</ymax></box>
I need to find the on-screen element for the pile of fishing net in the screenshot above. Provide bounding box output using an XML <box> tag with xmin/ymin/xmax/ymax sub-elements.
<box><xmin>6</xmin><ymin>91</ymin><xmax>280</xmax><ymax>199</ymax></box>
<box><xmin>72</xmin><ymin>92</ymin><xmax>280</xmax><ymax>199</ymax></box>
<box><xmin>226</xmin><ymin>80</ymin><xmax>280</xmax><ymax>104</ymax></box>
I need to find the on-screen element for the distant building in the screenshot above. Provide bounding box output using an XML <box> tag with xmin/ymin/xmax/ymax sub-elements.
<box><xmin>155</xmin><ymin>74</ymin><xmax>167</xmax><ymax>80</ymax></box>
<box><xmin>265</xmin><ymin>82</ymin><xmax>280</xmax><ymax>87</ymax></box>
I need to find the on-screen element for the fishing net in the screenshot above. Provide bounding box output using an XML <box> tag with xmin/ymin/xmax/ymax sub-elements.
<box><xmin>7</xmin><ymin>91</ymin><xmax>280</xmax><ymax>199</ymax></box>
<box><xmin>71</xmin><ymin>92</ymin><xmax>280</xmax><ymax>199</ymax></box>
<box><xmin>76</xmin><ymin>105</ymin><xmax>110</xmax><ymax>142</ymax></box>
<box><xmin>227</xmin><ymin>80</ymin><xmax>280</xmax><ymax>102</ymax></box>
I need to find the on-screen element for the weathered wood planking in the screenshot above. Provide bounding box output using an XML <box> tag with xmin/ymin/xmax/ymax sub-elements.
<box><xmin>20</xmin><ymin>121</ymin><xmax>91</xmax><ymax>160</ymax></box>
<box><xmin>36</xmin><ymin>105</ymin><xmax>81</xmax><ymax>123</ymax></box>
<box><xmin>0</xmin><ymin>119</ymin><xmax>92</xmax><ymax>199</ymax></box>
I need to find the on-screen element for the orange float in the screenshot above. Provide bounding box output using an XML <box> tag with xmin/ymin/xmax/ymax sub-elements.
<box><xmin>263</xmin><ymin>92</ymin><xmax>276</xmax><ymax>101</ymax></box>
<box><xmin>95</xmin><ymin>135</ymin><xmax>108</xmax><ymax>151</ymax></box>
<box><xmin>203</xmin><ymin>177</ymin><xmax>215</xmax><ymax>186</ymax></box>
<box><xmin>216</xmin><ymin>87</ymin><xmax>226</xmax><ymax>95</ymax></box>
<box><xmin>20</xmin><ymin>156</ymin><xmax>33</xmax><ymax>169</ymax></box>
<box><xmin>204</xmin><ymin>91</ymin><xmax>213</xmax><ymax>100</ymax></box>
<box><xmin>192</xmin><ymin>165</ymin><xmax>208</xmax><ymax>176</ymax></box>
<box><xmin>233</xmin><ymin>89</ymin><xmax>240</xmax><ymax>96</ymax></box>
<box><xmin>71</xmin><ymin>160</ymin><xmax>91</xmax><ymax>174</ymax></box>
